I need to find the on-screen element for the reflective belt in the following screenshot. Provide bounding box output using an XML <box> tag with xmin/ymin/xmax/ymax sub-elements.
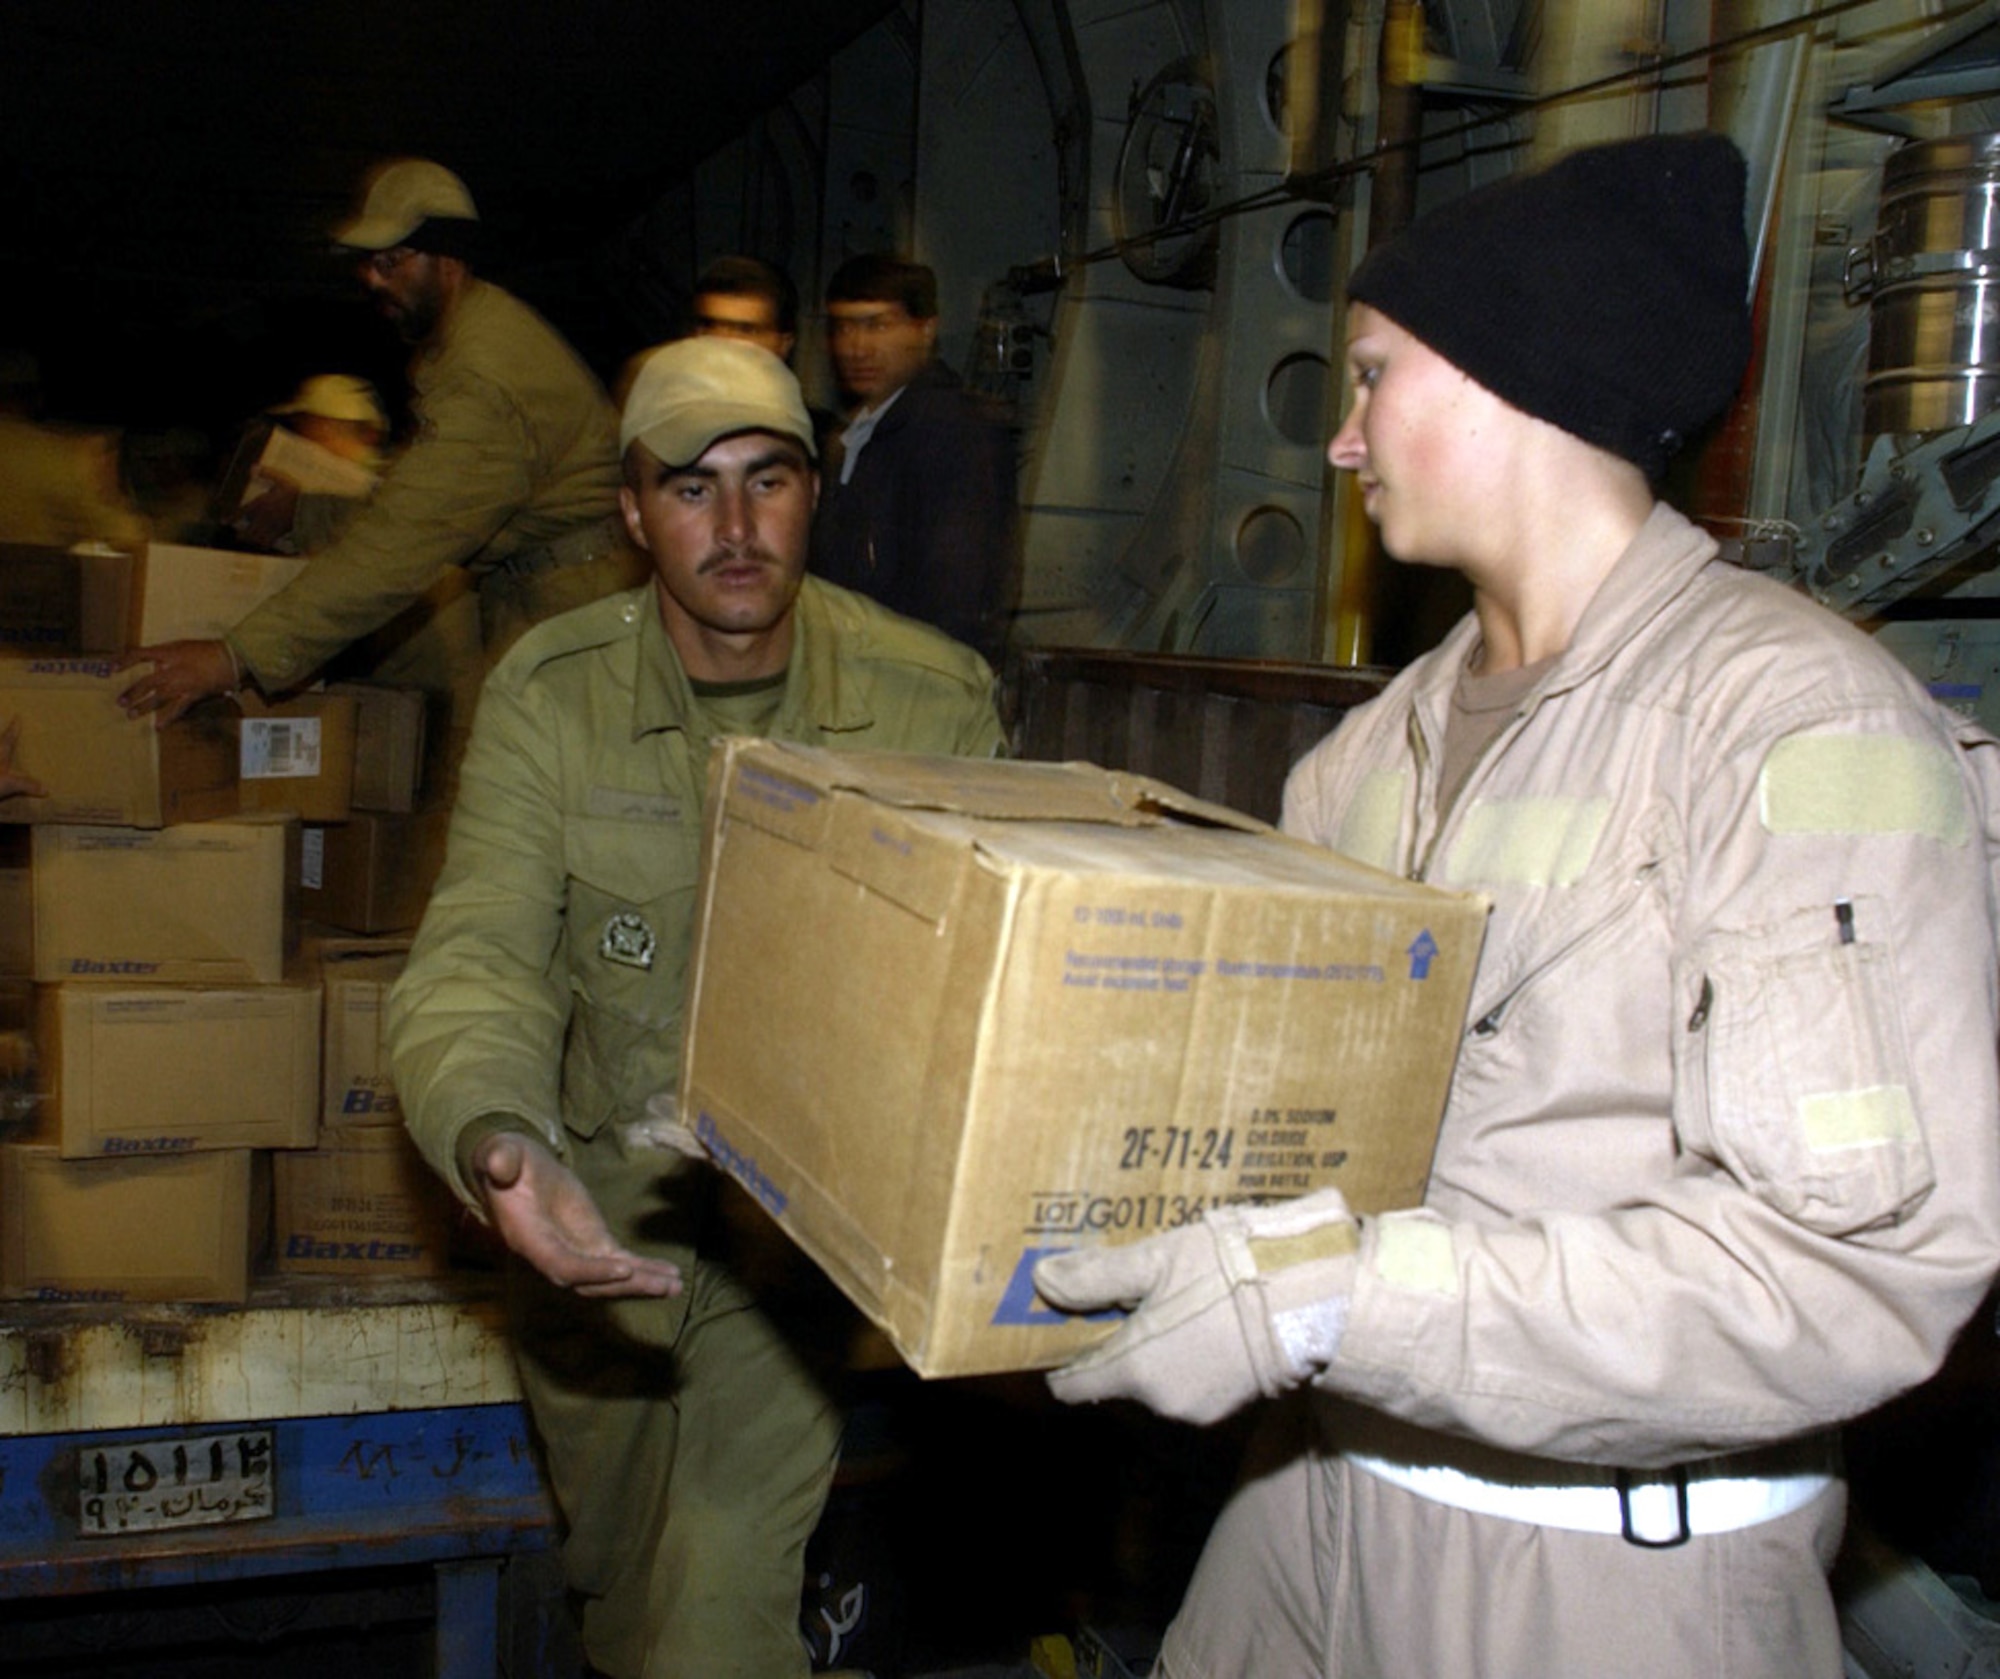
<box><xmin>1344</xmin><ymin>1441</ymin><xmax>1836</xmax><ymax>1547</ymax></box>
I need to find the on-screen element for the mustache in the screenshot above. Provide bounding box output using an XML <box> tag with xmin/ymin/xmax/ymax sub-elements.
<box><xmin>696</xmin><ymin>543</ymin><xmax>782</xmax><ymax>575</ymax></box>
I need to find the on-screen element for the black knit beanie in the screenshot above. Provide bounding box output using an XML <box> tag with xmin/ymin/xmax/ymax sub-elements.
<box><xmin>1346</xmin><ymin>132</ymin><xmax>1751</xmax><ymax>480</ymax></box>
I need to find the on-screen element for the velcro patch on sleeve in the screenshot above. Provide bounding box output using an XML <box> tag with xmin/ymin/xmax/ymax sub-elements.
<box><xmin>1336</xmin><ymin>769</ymin><xmax>1408</xmax><ymax>872</ymax></box>
<box><xmin>1441</xmin><ymin>796</ymin><xmax>1610</xmax><ymax>888</ymax></box>
<box><xmin>1369</xmin><ymin>1213</ymin><xmax>1460</xmax><ymax>1297</ymax></box>
<box><xmin>1250</xmin><ymin>1222</ymin><xmax>1360</xmax><ymax>1276</ymax></box>
<box><xmin>1799</xmin><ymin>1084</ymin><xmax>1919</xmax><ymax>1153</ymax></box>
<box><xmin>1759</xmin><ymin>734</ymin><xmax>1968</xmax><ymax>844</ymax></box>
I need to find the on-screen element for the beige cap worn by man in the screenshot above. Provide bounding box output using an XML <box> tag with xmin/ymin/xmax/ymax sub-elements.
<box><xmin>332</xmin><ymin>159</ymin><xmax>479</xmax><ymax>250</ymax></box>
<box><xmin>271</xmin><ymin>373</ymin><xmax>390</xmax><ymax>431</ymax></box>
<box><xmin>619</xmin><ymin>335</ymin><xmax>817</xmax><ymax>467</ymax></box>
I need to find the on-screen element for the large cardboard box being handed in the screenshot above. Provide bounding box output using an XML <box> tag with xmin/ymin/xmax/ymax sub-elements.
<box><xmin>680</xmin><ymin>740</ymin><xmax>1489</xmax><ymax>1379</ymax></box>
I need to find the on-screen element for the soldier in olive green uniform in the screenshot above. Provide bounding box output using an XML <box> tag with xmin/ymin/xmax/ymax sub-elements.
<box><xmin>119</xmin><ymin>159</ymin><xmax>633</xmax><ymax>744</ymax></box>
<box><xmin>386</xmin><ymin>337</ymin><xmax>1002</xmax><ymax>1679</ymax></box>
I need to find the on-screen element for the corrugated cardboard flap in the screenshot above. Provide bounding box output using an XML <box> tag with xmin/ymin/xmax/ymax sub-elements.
<box><xmin>720</xmin><ymin>738</ymin><xmax>1270</xmax><ymax>834</ymax></box>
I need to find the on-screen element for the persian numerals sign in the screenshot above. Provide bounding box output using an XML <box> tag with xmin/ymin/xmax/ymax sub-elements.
<box><xmin>74</xmin><ymin>1428</ymin><xmax>276</xmax><ymax>1536</ymax></box>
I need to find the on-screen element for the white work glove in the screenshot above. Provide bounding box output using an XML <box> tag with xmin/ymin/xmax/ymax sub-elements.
<box><xmin>1034</xmin><ymin>1187</ymin><xmax>1360</xmax><ymax>1424</ymax></box>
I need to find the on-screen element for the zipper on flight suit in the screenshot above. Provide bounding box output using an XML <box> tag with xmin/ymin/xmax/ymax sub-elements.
<box><xmin>1407</xmin><ymin>668</ymin><xmax>1658</xmax><ymax>1043</ymax></box>
<box><xmin>1406</xmin><ymin>708</ymin><xmax>1446</xmax><ymax>881</ymax></box>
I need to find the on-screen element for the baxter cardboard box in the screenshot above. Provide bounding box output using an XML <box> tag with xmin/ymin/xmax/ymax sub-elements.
<box><xmin>130</xmin><ymin>541</ymin><xmax>307</xmax><ymax>644</ymax></box>
<box><xmin>36</xmin><ymin>981</ymin><xmax>320</xmax><ymax>1157</ymax></box>
<box><xmin>0</xmin><ymin>543</ymin><xmax>134</xmax><ymax>654</ymax></box>
<box><xmin>327</xmin><ymin>683</ymin><xmax>428</xmax><ymax>813</ymax></box>
<box><xmin>235</xmin><ymin>692</ymin><xmax>357</xmax><ymax>822</ymax></box>
<box><xmin>0</xmin><ymin>978</ymin><xmax>33</xmax><ymax>1137</ymax></box>
<box><xmin>271</xmin><ymin>1125</ymin><xmax>455</xmax><ymax>1277</ymax></box>
<box><xmin>309</xmin><ymin>933</ymin><xmax>412</xmax><ymax>1125</ymax></box>
<box><xmin>0</xmin><ymin>1144</ymin><xmax>252</xmax><ymax>1303</ymax></box>
<box><xmin>33</xmin><ymin>818</ymin><xmax>297</xmax><ymax>985</ymax></box>
<box><xmin>300</xmin><ymin>808</ymin><xmax>451</xmax><ymax>934</ymax></box>
<box><xmin>680</xmin><ymin>740</ymin><xmax>1489</xmax><ymax>1379</ymax></box>
<box><xmin>0</xmin><ymin>656</ymin><xmax>238</xmax><ymax>827</ymax></box>
<box><xmin>0</xmin><ymin>827</ymin><xmax>26</xmax><ymax>976</ymax></box>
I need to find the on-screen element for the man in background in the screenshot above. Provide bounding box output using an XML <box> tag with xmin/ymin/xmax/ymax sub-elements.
<box><xmin>246</xmin><ymin>370</ymin><xmax>487</xmax><ymax>780</ymax></box>
<box><xmin>119</xmin><ymin>157</ymin><xmax>634</xmax><ymax>725</ymax></box>
<box><xmin>812</xmin><ymin>253</ymin><xmax>1016</xmax><ymax>667</ymax></box>
<box><xmin>687</xmin><ymin>255</ymin><xmax>799</xmax><ymax>361</ymax></box>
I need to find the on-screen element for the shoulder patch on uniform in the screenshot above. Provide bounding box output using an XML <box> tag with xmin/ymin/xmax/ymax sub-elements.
<box><xmin>1441</xmin><ymin>795</ymin><xmax>1609</xmax><ymax>888</ymax></box>
<box><xmin>1760</xmin><ymin>734</ymin><xmax>1969</xmax><ymax>843</ymax></box>
<box><xmin>1336</xmin><ymin>770</ymin><xmax>1408</xmax><ymax>872</ymax></box>
<box><xmin>1369</xmin><ymin>1213</ymin><xmax>1459</xmax><ymax>1297</ymax></box>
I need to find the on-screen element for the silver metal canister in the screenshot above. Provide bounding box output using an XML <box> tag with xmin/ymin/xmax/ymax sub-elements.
<box><xmin>1849</xmin><ymin>130</ymin><xmax>2000</xmax><ymax>442</ymax></box>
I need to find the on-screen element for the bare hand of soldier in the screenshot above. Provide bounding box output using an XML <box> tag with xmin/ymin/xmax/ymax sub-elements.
<box><xmin>116</xmin><ymin>640</ymin><xmax>239</xmax><ymax>728</ymax></box>
<box><xmin>473</xmin><ymin>1131</ymin><xmax>684</xmax><ymax>1298</ymax></box>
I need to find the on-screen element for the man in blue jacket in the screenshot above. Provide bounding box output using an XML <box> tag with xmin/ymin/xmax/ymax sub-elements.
<box><xmin>812</xmin><ymin>254</ymin><xmax>1017</xmax><ymax>666</ymax></box>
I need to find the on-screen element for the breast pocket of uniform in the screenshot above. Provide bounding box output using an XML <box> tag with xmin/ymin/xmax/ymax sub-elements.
<box><xmin>1674</xmin><ymin>898</ymin><xmax>1935</xmax><ymax>1236</ymax></box>
<box><xmin>563</xmin><ymin>815</ymin><xmax>700</xmax><ymax>1028</ymax></box>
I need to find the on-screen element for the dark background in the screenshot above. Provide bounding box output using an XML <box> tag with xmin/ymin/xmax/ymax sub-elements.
<box><xmin>1</xmin><ymin>0</ymin><xmax>895</xmax><ymax>439</ymax></box>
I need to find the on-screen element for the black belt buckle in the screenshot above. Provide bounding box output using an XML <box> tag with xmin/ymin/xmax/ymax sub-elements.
<box><xmin>1617</xmin><ymin>1465</ymin><xmax>1691</xmax><ymax>1548</ymax></box>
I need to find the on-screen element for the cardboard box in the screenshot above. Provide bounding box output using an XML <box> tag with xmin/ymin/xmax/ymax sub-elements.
<box><xmin>327</xmin><ymin>683</ymin><xmax>428</xmax><ymax>813</ymax></box>
<box><xmin>0</xmin><ymin>656</ymin><xmax>238</xmax><ymax>828</ymax></box>
<box><xmin>213</xmin><ymin>419</ymin><xmax>378</xmax><ymax>525</ymax></box>
<box><xmin>0</xmin><ymin>543</ymin><xmax>134</xmax><ymax>653</ymax></box>
<box><xmin>270</xmin><ymin>1125</ymin><xmax>455</xmax><ymax>1277</ymax></box>
<box><xmin>680</xmin><ymin>741</ymin><xmax>1488</xmax><ymax>1379</ymax></box>
<box><xmin>235</xmin><ymin>691</ymin><xmax>357</xmax><ymax>822</ymax></box>
<box><xmin>33</xmin><ymin>818</ymin><xmax>297</xmax><ymax>985</ymax></box>
<box><xmin>35</xmin><ymin>981</ymin><xmax>321</xmax><ymax>1157</ymax></box>
<box><xmin>309</xmin><ymin>933</ymin><xmax>411</xmax><ymax>1124</ymax></box>
<box><xmin>245</xmin><ymin>425</ymin><xmax>378</xmax><ymax>502</ymax></box>
<box><xmin>0</xmin><ymin>1144</ymin><xmax>252</xmax><ymax>1303</ymax></box>
<box><xmin>0</xmin><ymin>827</ymin><xmax>27</xmax><ymax>977</ymax></box>
<box><xmin>300</xmin><ymin>808</ymin><xmax>450</xmax><ymax>934</ymax></box>
<box><xmin>0</xmin><ymin>979</ymin><xmax>34</xmax><ymax>1139</ymax></box>
<box><xmin>131</xmin><ymin>541</ymin><xmax>307</xmax><ymax>644</ymax></box>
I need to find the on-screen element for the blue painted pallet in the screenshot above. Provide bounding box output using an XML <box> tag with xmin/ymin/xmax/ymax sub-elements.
<box><xmin>0</xmin><ymin>1402</ymin><xmax>555</xmax><ymax>1599</ymax></box>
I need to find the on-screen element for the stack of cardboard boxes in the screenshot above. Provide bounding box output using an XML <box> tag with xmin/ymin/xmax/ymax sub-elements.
<box><xmin>0</xmin><ymin>542</ymin><xmax>460</xmax><ymax>1304</ymax></box>
<box><xmin>0</xmin><ymin>547</ymin><xmax>1494</xmax><ymax>1378</ymax></box>
<box><xmin>270</xmin><ymin>933</ymin><xmax>458</xmax><ymax>1280</ymax></box>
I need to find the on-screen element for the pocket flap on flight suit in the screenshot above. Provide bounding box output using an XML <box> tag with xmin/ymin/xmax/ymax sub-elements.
<box><xmin>1679</xmin><ymin>897</ymin><xmax>1935</xmax><ymax>1236</ymax></box>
